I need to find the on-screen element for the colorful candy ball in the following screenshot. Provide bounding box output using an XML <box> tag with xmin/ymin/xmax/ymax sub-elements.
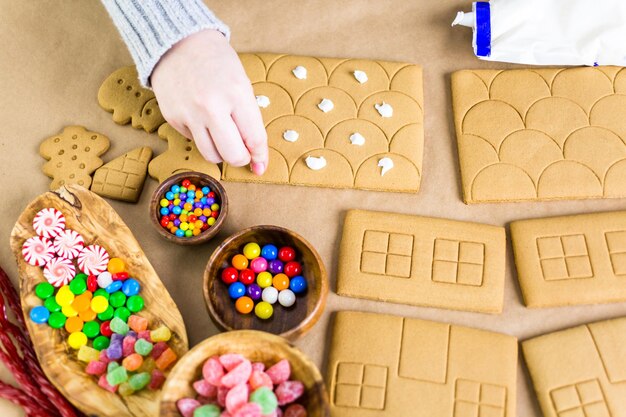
<box><xmin>157</xmin><ymin>178</ymin><xmax>221</xmax><ymax>239</ymax></box>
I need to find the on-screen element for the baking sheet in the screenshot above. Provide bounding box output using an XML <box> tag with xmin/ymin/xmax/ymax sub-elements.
<box><xmin>1</xmin><ymin>1</ymin><xmax>625</xmax><ymax>416</ymax></box>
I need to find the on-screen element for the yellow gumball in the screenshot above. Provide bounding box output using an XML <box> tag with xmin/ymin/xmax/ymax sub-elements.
<box><xmin>67</xmin><ymin>332</ymin><xmax>88</xmax><ymax>349</ymax></box>
<box><xmin>256</xmin><ymin>272</ymin><xmax>273</xmax><ymax>288</ymax></box>
<box><xmin>243</xmin><ymin>243</ymin><xmax>261</xmax><ymax>260</ymax></box>
<box><xmin>90</xmin><ymin>296</ymin><xmax>109</xmax><ymax>314</ymax></box>
<box><xmin>254</xmin><ymin>302</ymin><xmax>273</xmax><ymax>320</ymax></box>
<box><xmin>61</xmin><ymin>304</ymin><xmax>78</xmax><ymax>317</ymax></box>
<box><xmin>55</xmin><ymin>285</ymin><xmax>74</xmax><ymax>307</ymax></box>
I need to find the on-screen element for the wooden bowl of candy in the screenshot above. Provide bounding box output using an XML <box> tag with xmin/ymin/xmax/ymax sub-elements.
<box><xmin>9</xmin><ymin>185</ymin><xmax>189</xmax><ymax>417</ymax></box>
<box><xmin>150</xmin><ymin>171</ymin><xmax>228</xmax><ymax>245</ymax></box>
<box><xmin>204</xmin><ymin>226</ymin><xmax>328</xmax><ymax>341</ymax></box>
<box><xmin>159</xmin><ymin>330</ymin><xmax>330</xmax><ymax>417</ymax></box>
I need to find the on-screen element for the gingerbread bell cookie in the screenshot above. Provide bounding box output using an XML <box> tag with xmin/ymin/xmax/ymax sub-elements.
<box><xmin>91</xmin><ymin>146</ymin><xmax>153</xmax><ymax>202</ymax></box>
<box><xmin>39</xmin><ymin>126</ymin><xmax>110</xmax><ymax>190</ymax></box>
<box><xmin>148</xmin><ymin>123</ymin><xmax>221</xmax><ymax>183</ymax></box>
<box><xmin>98</xmin><ymin>66</ymin><xmax>165</xmax><ymax>133</ymax></box>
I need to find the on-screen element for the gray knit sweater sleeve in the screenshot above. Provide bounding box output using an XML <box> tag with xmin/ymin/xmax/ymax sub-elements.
<box><xmin>101</xmin><ymin>0</ymin><xmax>230</xmax><ymax>86</ymax></box>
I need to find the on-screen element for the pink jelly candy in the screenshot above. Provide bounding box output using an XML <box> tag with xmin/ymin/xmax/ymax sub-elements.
<box><xmin>98</xmin><ymin>374</ymin><xmax>117</xmax><ymax>393</ymax></box>
<box><xmin>220</xmin><ymin>412</ymin><xmax>232</xmax><ymax>417</ymax></box>
<box><xmin>251</xmin><ymin>362</ymin><xmax>265</xmax><ymax>372</ymax></box>
<box><xmin>219</xmin><ymin>353</ymin><xmax>246</xmax><ymax>371</ymax></box>
<box><xmin>275</xmin><ymin>381</ymin><xmax>304</xmax><ymax>406</ymax></box>
<box><xmin>149</xmin><ymin>369</ymin><xmax>165</xmax><ymax>390</ymax></box>
<box><xmin>221</xmin><ymin>359</ymin><xmax>252</xmax><ymax>388</ymax></box>
<box><xmin>276</xmin><ymin>408</ymin><xmax>283</xmax><ymax>417</ymax></box>
<box><xmin>138</xmin><ymin>330</ymin><xmax>152</xmax><ymax>341</ymax></box>
<box><xmin>99</xmin><ymin>349</ymin><xmax>112</xmax><ymax>364</ymax></box>
<box><xmin>176</xmin><ymin>398</ymin><xmax>201</xmax><ymax>417</ymax></box>
<box><xmin>151</xmin><ymin>341</ymin><xmax>169</xmax><ymax>360</ymax></box>
<box><xmin>203</xmin><ymin>356</ymin><xmax>225</xmax><ymax>386</ymax></box>
<box><xmin>226</xmin><ymin>383</ymin><xmax>249</xmax><ymax>413</ymax></box>
<box><xmin>284</xmin><ymin>404</ymin><xmax>307</xmax><ymax>417</ymax></box>
<box><xmin>122</xmin><ymin>335</ymin><xmax>137</xmax><ymax>357</ymax></box>
<box><xmin>193</xmin><ymin>379</ymin><xmax>218</xmax><ymax>398</ymax></box>
<box><xmin>217</xmin><ymin>385</ymin><xmax>229</xmax><ymax>407</ymax></box>
<box><xmin>85</xmin><ymin>360</ymin><xmax>107</xmax><ymax>376</ymax></box>
<box><xmin>266</xmin><ymin>359</ymin><xmax>290</xmax><ymax>385</ymax></box>
<box><xmin>232</xmin><ymin>403</ymin><xmax>262</xmax><ymax>417</ymax></box>
<box><xmin>249</xmin><ymin>370</ymin><xmax>273</xmax><ymax>390</ymax></box>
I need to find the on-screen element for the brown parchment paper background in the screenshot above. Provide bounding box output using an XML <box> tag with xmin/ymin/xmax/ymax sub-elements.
<box><xmin>1</xmin><ymin>1</ymin><xmax>626</xmax><ymax>416</ymax></box>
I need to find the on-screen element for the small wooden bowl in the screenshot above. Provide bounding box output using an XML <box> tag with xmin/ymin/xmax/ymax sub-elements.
<box><xmin>150</xmin><ymin>171</ymin><xmax>228</xmax><ymax>245</ymax></box>
<box><xmin>159</xmin><ymin>330</ymin><xmax>330</xmax><ymax>417</ymax></box>
<box><xmin>9</xmin><ymin>185</ymin><xmax>189</xmax><ymax>417</ymax></box>
<box><xmin>204</xmin><ymin>226</ymin><xmax>328</xmax><ymax>340</ymax></box>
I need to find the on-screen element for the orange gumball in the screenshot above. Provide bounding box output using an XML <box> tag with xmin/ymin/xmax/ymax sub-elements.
<box><xmin>107</xmin><ymin>258</ymin><xmax>125</xmax><ymax>274</ymax></box>
<box><xmin>235</xmin><ymin>296</ymin><xmax>254</xmax><ymax>314</ymax></box>
<box><xmin>232</xmin><ymin>254</ymin><xmax>249</xmax><ymax>270</ymax></box>
<box><xmin>272</xmin><ymin>273</ymin><xmax>290</xmax><ymax>291</ymax></box>
<box><xmin>65</xmin><ymin>316</ymin><xmax>84</xmax><ymax>333</ymax></box>
<box><xmin>79</xmin><ymin>308</ymin><xmax>97</xmax><ymax>322</ymax></box>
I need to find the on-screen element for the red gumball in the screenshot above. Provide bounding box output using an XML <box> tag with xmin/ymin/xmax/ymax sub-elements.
<box><xmin>208</xmin><ymin>192</ymin><xmax>216</xmax><ymax>198</ymax></box>
<box><xmin>100</xmin><ymin>321</ymin><xmax>113</xmax><ymax>337</ymax></box>
<box><xmin>87</xmin><ymin>274</ymin><xmax>98</xmax><ymax>292</ymax></box>
<box><xmin>284</xmin><ymin>261</ymin><xmax>302</xmax><ymax>278</ymax></box>
<box><xmin>239</xmin><ymin>269</ymin><xmax>255</xmax><ymax>285</ymax></box>
<box><xmin>188</xmin><ymin>214</ymin><xmax>198</xmax><ymax>223</ymax></box>
<box><xmin>221</xmin><ymin>267</ymin><xmax>239</xmax><ymax>284</ymax></box>
<box><xmin>182</xmin><ymin>179</ymin><xmax>191</xmax><ymax>188</ymax></box>
<box><xmin>160</xmin><ymin>217</ymin><xmax>169</xmax><ymax>228</ymax></box>
<box><xmin>168</xmin><ymin>213</ymin><xmax>177</xmax><ymax>221</ymax></box>
<box><xmin>278</xmin><ymin>246</ymin><xmax>296</xmax><ymax>262</ymax></box>
<box><xmin>211</xmin><ymin>211</ymin><xmax>219</xmax><ymax>218</ymax></box>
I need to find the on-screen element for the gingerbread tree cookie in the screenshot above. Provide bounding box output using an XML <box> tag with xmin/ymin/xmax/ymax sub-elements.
<box><xmin>148</xmin><ymin>123</ymin><xmax>220</xmax><ymax>183</ymax></box>
<box><xmin>39</xmin><ymin>126</ymin><xmax>110</xmax><ymax>190</ymax></box>
<box><xmin>98</xmin><ymin>66</ymin><xmax>165</xmax><ymax>133</ymax></box>
<box><xmin>91</xmin><ymin>147</ymin><xmax>153</xmax><ymax>202</ymax></box>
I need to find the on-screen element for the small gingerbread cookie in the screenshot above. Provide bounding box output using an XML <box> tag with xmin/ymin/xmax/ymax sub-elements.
<box><xmin>91</xmin><ymin>147</ymin><xmax>153</xmax><ymax>202</ymax></box>
<box><xmin>39</xmin><ymin>126</ymin><xmax>110</xmax><ymax>190</ymax></box>
<box><xmin>148</xmin><ymin>123</ymin><xmax>221</xmax><ymax>183</ymax></box>
<box><xmin>98</xmin><ymin>66</ymin><xmax>165</xmax><ymax>133</ymax></box>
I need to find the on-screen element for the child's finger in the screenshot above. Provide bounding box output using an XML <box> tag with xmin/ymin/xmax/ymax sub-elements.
<box><xmin>190</xmin><ymin>125</ymin><xmax>222</xmax><ymax>164</ymax></box>
<box><xmin>232</xmin><ymin>98</ymin><xmax>268</xmax><ymax>175</ymax></box>
<box><xmin>206</xmin><ymin>114</ymin><xmax>251</xmax><ymax>167</ymax></box>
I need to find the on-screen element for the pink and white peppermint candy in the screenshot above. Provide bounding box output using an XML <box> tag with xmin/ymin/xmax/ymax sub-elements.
<box><xmin>22</xmin><ymin>236</ymin><xmax>55</xmax><ymax>266</ymax></box>
<box><xmin>52</xmin><ymin>229</ymin><xmax>85</xmax><ymax>259</ymax></box>
<box><xmin>33</xmin><ymin>208</ymin><xmax>66</xmax><ymax>238</ymax></box>
<box><xmin>77</xmin><ymin>245</ymin><xmax>109</xmax><ymax>275</ymax></box>
<box><xmin>44</xmin><ymin>257</ymin><xmax>76</xmax><ymax>287</ymax></box>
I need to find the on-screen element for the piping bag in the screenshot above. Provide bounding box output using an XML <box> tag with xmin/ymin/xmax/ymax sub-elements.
<box><xmin>452</xmin><ymin>0</ymin><xmax>626</xmax><ymax>66</ymax></box>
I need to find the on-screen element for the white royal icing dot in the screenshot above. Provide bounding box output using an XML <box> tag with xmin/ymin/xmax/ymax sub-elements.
<box><xmin>375</xmin><ymin>101</ymin><xmax>393</xmax><ymax>118</ymax></box>
<box><xmin>353</xmin><ymin>70</ymin><xmax>368</xmax><ymax>84</ymax></box>
<box><xmin>305</xmin><ymin>156</ymin><xmax>327</xmax><ymax>171</ymax></box>
<box><xmin>283</xmin><ymin>130</ymin><xmax>299</xmax><ymax>142</ymax></box>
<box><xmin>378</xmin><ymin>157</ymin><xmax>394</xmax><ymax>176</ymax></box>
<box><xmin>349</xmin><ymin>132</ymin><xmax>365</xmax><ymax>146</ymax></box>
<box><xmin>317</xmin><ymin>98</ymin><xmax>334</xmax><ymax>113</ymax></box>
<box><xmin>292</xmin><ymin>66</ymin><xmax>307</xmax><ymax>80</ymax></box>
<box><xmin>256</xmin><ymin>95</ymin><xmax>270</xmax><ymax>108</ymax></box>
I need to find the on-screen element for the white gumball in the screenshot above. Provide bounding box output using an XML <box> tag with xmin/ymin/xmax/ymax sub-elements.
<box><xmin>262</xmin><ymin>287</ymin><xmax>279</xmax><ymax>304</ymax></box>
<box><xmin>278</xmin><ymin>289</ymin><xmax>296</xmax><ymax>307</ymax></box>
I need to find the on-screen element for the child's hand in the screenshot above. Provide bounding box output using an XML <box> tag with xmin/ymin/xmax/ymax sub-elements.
<box><xmin>151</xmin><ymin>29</ymin><xmax>267</xmax><ymax>175</ymax></box>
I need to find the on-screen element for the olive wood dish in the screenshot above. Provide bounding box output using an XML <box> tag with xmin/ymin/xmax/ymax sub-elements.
<box><xmin>10</xmin><ymin>185</ymin><xmax>189</xmax><ymax>417</ymax></box>
<box><xmin>150</xmin><ymin>171</ymin><xmax>228</xmax><ymax>245</ymax></box>
<box><xmin>204</xmin><ymin>226</ymin><xmax>328</xmax><ymax>340</ymax></box>
<box><xmin>159</xmin><ymin>330</ymin><xmax>330</xmax><ymax>417</ymax></box>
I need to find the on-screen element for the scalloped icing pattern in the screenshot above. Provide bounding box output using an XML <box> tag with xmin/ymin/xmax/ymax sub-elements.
<box><xmin>452</xmin><ymin>67</ymin><xmax>626</xmax><ymax>203</ymax></box>
<box><xmin>222</xmin><ymin>53</ymin><xmax>424</xmax><ymax>193</ymax></box>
